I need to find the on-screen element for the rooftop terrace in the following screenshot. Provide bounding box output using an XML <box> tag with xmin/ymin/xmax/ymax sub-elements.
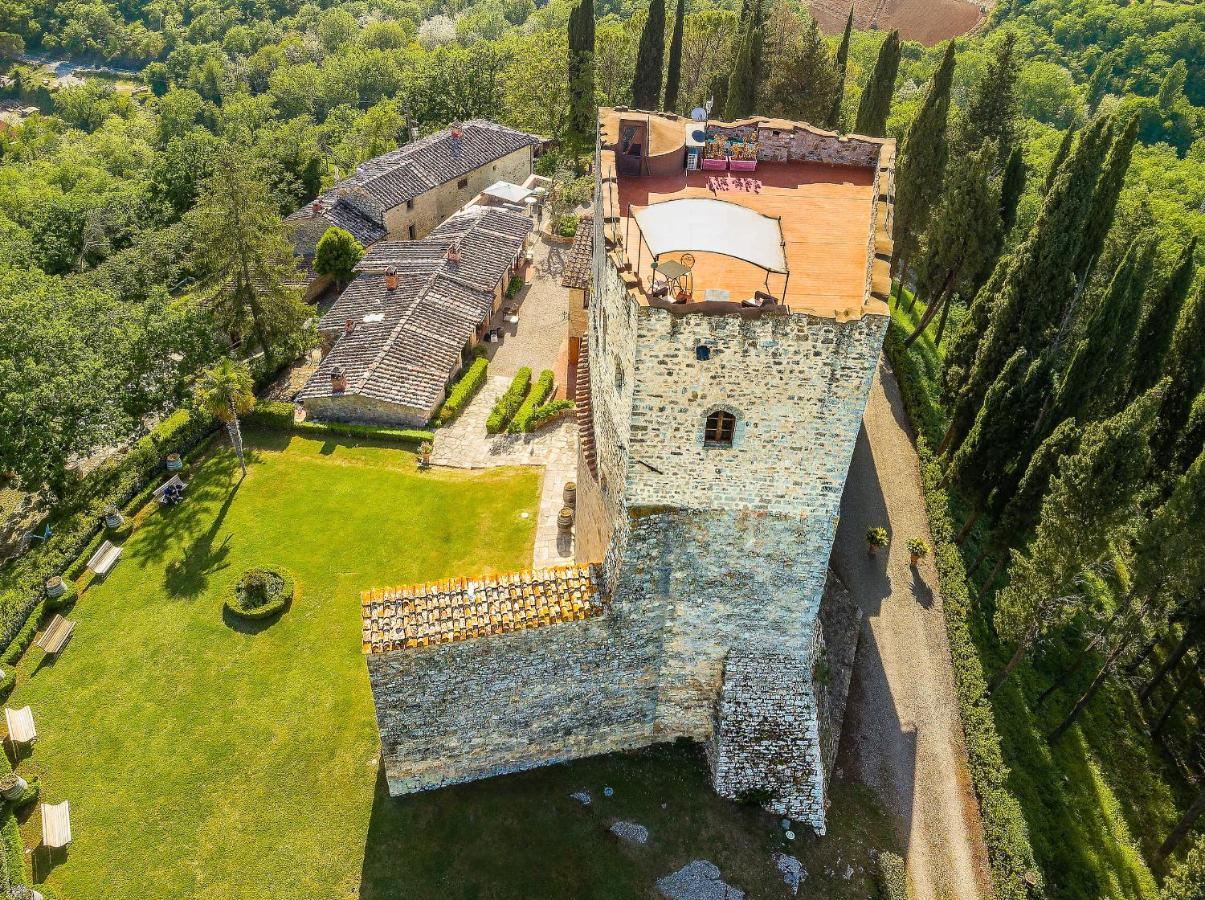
<box><xmin>598</xmin><ymin>109</ymin><xmax>894</xmax><ymax>321</ymax></box>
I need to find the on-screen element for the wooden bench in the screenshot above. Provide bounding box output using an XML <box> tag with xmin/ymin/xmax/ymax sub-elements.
<box><xmin>41</xmin><ymin>801</ymin><xmax>71</xmax><ymax>849</ymax></box>
<box><xmin>35</xmin><ymin>615</ymin><xmax>75</xmax><ymax>656</ymax></box>
<box><xmin>4</xmin><ymin>706</ymin><xmax>35</xmax><ymax>746</ymax></box>
<box><xmin>86</xmin><ymin>540</ymin><xmax>122</xmax><ymax>575</ymax></box>
<box><xmin>153</xmin><ymin>474</ymin><xmax>187</xmax><ymax>503</ymax></box>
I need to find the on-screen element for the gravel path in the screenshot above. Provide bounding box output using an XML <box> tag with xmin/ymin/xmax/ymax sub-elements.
<box><xmin>833</xmin><ymin>356</ymin><xmax>993</xmax><ymax>900</ymax></box>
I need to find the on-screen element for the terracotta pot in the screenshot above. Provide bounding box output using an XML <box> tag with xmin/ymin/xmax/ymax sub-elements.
<box><xmin>910</xmin><ymin>552</ymin><xmax>921</xmax><ymax>566</ymax></box>
<box><xmin>557</xmin><ymin>507</ymin><xmax>574</xmax><ymax>531</ymax></box>
<box><xmin>868</xmin><ymin>544</ymin><xmax>879</xmax><ymax>557</ymax></box>
<box><xmin>563</xmin><ymin>482</ymin><xmax>577</xmax><ymax>506</ymax></box>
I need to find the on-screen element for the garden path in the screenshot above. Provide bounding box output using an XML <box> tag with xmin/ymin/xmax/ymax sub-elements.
<box><xmin>833</xmin><ymin>356</ymin><xmax>994</xmax><ymax>900</ymax></box>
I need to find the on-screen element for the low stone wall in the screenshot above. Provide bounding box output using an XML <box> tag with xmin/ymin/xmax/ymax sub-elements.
<box><xmin>301</xmin><ymin>393</ymin><xmax>434</xmax><ymax>429</ymax></box>
<box><xmin>758</xmin><ymin>126</ymin><xmax>886</xmax><ymax>168</ymax></box>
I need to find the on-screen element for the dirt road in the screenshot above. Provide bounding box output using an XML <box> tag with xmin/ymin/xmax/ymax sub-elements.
<box><xmin>833</xmin><ymin>356</ymin><xmax>994</xmax><ymax>900</ymax></box>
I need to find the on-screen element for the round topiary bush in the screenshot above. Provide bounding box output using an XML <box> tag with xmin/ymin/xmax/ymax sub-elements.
<box><xmin>224</xmin><ymin>568</ymin><xmax>294</xmax><ymax>621</ymax></box>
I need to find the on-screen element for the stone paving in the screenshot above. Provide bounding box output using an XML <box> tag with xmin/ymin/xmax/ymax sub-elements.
<box><xmin>486</xmin><ymin>238</ymin><xmax>572</xmax><ymax>380</ymax></box>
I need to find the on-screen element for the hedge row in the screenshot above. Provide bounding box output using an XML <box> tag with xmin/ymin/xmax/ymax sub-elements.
<box><xmin>884</xmin><ymin>320</ymin><xmax>1041</xmax><ymax>899</ymax></box>
<box><xmin>526</xmin><ymin>399</ymin><xmax>576</xmax><ymax>431</ymax></box>
<box><xmin>508</xmin><ymin>369</ymin><xmax>555</xmax><ymax>434</ymax></box>
<box><xmin>0</xmin><ymin>715</ymin><xmax>27</xmax><ymax>890</ymax></box>
<box><xmin>486</xmin><ymin>367</ymin><xmax>531</xmax><ymax>434</ymax></box>
<box><xmin>435</xmin><ymin>356</ymin><xmax>489</xmax><ymax>426</ymax></box>
<box><xmin>245</xmin><ymin>401</ymin><xmax>433</xmax><ymax>446</ymax></box>
<box><xmin>875</xmin><ymin>851</ymin><xmax>908</xmax><ymax>899</ymax></box>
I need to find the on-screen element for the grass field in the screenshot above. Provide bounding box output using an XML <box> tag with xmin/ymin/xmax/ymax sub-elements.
<box><xmin>6</xmin><ymin>431</ymin><xmax>900</xmax><ymax>899</ymax></box>
<box><xmin>889</xmin><ymin>297</ymin><xmax>1182</xmax><ymax>898</ymax></box>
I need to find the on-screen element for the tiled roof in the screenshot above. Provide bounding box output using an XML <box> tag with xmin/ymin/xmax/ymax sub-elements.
<box><xmin>296</xmin><ymin>206</ymin><xmax>532</xmax><ymax>413</ymax></box>
<box><xmin>286</xmin><ymin>120</ymin><xmax>541</xmax><ymax>236</ymax></box>
<box><xmin>361</xmin><ymin>564</ymin><xmax>605</xmax><ymax>653</ymax></box>
<box><xmin>561</xmin><ymin>217</ymin><xmax>593</xmax><ymax>290</ymax></box>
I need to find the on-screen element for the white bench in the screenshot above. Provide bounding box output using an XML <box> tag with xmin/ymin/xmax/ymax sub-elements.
<box><xmin>86</xmin><ymin>540</ymin><xmax>122</xmax><ymax>575</ymax></box>
<box><xmin>41</xmin><ymin>801</ymin><xmax>71</xmax><ymax>849</ymax></box>
<box><xmin>35</xmin><ymin>615</ymin><xmax>75</xmax><ymax>656</ymax></box>
<box><xmin>4</xmin><ymin>706</ymin><xmax>35</xmax><ymax>746</ymax></box>
<box><xmin>153</xmin><ymin>474</ymin><xmax>187</xmax><ymax>502</ymax></box>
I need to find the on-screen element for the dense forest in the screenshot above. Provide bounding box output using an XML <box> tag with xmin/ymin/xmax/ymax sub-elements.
<box><xmin>1</xmin><ymin>0</ymin><xmax>1204</xmax><ymax>894</ymax></box>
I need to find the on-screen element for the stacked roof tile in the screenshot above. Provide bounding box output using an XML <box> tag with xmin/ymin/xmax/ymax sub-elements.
<box><xmin>361</xmin><ymin>564</ymin><xmax>605</xmax><ymax>653</ymax></box>
<box><xmin>296</xmin><ymin>206</ymin><xmax>533</xmax><ymax>414</ymax></box>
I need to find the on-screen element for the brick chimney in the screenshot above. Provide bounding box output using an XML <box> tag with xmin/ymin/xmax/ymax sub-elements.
<box><xmin>384</xmin><ymin>267</ymin><xmax>399</xmax><ymax>291</ymax></box>
<box><xmin>344</xmin><ymin>318</ymin><xmax>356</xmax><ymax>334</ymax></box>
<box><xmin>446</xmin><ymin>243</ymin><xmax>461</xmax><ymax>264</ymax></box>
<box><xmin>330</xmin><ymin>365</ymin><xmax>347</xmax><ymax>393</ymax></box>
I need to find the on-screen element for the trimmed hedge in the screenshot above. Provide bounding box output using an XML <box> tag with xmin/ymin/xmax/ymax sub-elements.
<box><xmin>245</xmin><ymin>401</ymin><xmax>433</xmax><ymax>447</ymax></box>
<box><xmin>487</xmin><ymin>367</ymin><xmax>531</xmax><ymax>434</ymax></box>
<box><xmin>0</xmin><ymin>720</ymin><xmax>27</xmax><ymax>890</ymax></box>
<box><xmin>224</xmin><ymin>568</ymin><xmax>294</xmax><ymax>621</ymax></box>
<box><xmin>884</xmin><ymin>320</ymin><xmax>1041</xmax><ymax>900</ymax></box>
<box><xmin>435</xmin><ymin>356</ymin><xmax>489</xmax><ymax>425</ymax></box>
<box><xmin>526</xmin><ymin>399</ymin><xmax>575</xmax><ymax>432</ymax></box>
<box><xmin>876</xmin><ymin>851</ymin><xmax>908</xmax><ymax>899</ymax></box>
<box><xmin>508</xmin><ymin>369</ymin><xmax>555</xmax><ymax>434</ymax></box>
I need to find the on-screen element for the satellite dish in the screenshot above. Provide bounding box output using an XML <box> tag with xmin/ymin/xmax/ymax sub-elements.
<box><xmin>691</xmin><ymin>107</ymin><xmax>707</xmax><ymax>121</ymax></box>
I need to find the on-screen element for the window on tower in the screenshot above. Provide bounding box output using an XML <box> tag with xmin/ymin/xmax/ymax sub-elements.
<box><xmin>703</xmin><ymin>410</ymin><xmax>736</xmax><ymax>448</ymax></box>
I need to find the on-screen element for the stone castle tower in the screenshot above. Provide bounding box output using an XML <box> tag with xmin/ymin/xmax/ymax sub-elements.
<box><xmin>361</xmin><ymin>109</ymin><xmax>893</xmax><ymax>836</ymax></box>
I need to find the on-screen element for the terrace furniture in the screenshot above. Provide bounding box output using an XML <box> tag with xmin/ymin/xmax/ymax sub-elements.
<box><xmin>35</xmin><ymin>615</ymin><xmax>75</xmax><ymax>656</ymax></box>
<box><xmin>41</xmin><ymin>801</ymin><xmax>71</xmax><ymax>850</ymax></box>
<box><xmin>703</xmin><ymin>288</ymin><xmax>731</xmax><ymax>304</ymax></box>
<box><xmin>4</xmin><ymin>706</ymin><xmax>36</xmax><ymax>746</ymax></box>
<box><xmin>153</xmin><ymin>474</ymin><xmax>188</xmax><ymax>506</ymax></box>
<box><xmin>86</xmin><ymin>540</ymin><xmax>122</xmax><ymax>575</ymax></box>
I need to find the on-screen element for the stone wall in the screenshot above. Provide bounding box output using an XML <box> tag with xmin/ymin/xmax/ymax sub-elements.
<box><xmin>302</xmin><ymin>392</ymin><xmax>434</xmax><ymax>428</ymax></box>
<box><xmin>757</xmin><ymin>126</ymin><xmax>886</xmax><ymax>168</ymax></box>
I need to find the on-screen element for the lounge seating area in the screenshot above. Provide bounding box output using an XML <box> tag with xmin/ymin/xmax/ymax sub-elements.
<box><xmin>153</xmin><ymin>474</ymin><xmax>187</xmax><ymax>506</ymax></box>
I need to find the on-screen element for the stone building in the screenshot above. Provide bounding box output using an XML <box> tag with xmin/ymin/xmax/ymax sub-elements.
<box><xmin>296</xmin><ymin>205</ymin><xmax>533</xmax><ymax>427</ymax></box>
<box><xmin>285</xmin><ymin>120</ymin><xmax>541</xmax><ymax>299</ymax></box>
<box><xmin>361</xmin><ymin>109</ymin><xmax>894</xmax><ymax>835</ymax></box>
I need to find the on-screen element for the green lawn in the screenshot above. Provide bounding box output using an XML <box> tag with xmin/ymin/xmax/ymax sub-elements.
<box><xmin>890</xmin><ymin>297</ymin><xmax>1180</xmax><ymax>898</ymax></box>
<box><xmin>7</xmin><ymin>431</ymin><xmax>900</xmax><ymax>899</ymax></box>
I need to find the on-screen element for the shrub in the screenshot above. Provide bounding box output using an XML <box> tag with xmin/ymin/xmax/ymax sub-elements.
<box><xmin>554</xmin><ymin>213</ymin><xmax>579</xmax><ymax>238</ymax></box>
<box><xmin>907</xmin><ymin>538</ymin><xmax>929</xmax><ymax>558</ymax></box>
<box><xmin>224</xmin><ymin>568</ymin><xmax>294</xmax><ymax>621</ymax></box>
<box><xmin>875</xmin><ymin>851</ymin><xmax>908</xmax><ymax>899</ymax></box>
<box><xmin>866</xmin><ymin>526</ymin><xmax>889</xmax><ymax>548</ymax></box>
<box><xmin>243</xmin><ymin>400</ymin><xmax>295</xmax><ymax>431</ymax></box>
<box><xmin>486</xmin><ymin>367</ymin><xmax>531</xmax><ymax>434</ymax></box>
<box><xmin>244</xmin><ymin>400</ymin><xmax>433</xmax><ymax>447</ymax></box>
<box><xmin>508</xmin><ymin>369</ymin><xmax>555</xmax><ymax>434</ymax></box>
<box><xmin>505</xmin><ymin>276</ymin><xmax>525</xmax><ymax>299</ymax></box>
<box><xmin>435</xmin><ymin>356</ymin><xmax>488</xmax><ymax>425</ymax></box>
<box><xmin>884</xmin><ymin>319</ymin><xmax>1040</xmax><ymax>900</ymax></box>
<box><xmin>526</xmin><ymin>399</ymin><xmax>575</xmax><ymax>431</ymax></box>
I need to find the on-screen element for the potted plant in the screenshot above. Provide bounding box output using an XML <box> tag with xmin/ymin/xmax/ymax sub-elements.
<box><xmin>44</xmin><ymin>576</ymin><xmax>66</xmax><ymax>599</ymax></box>
<box><xmin>563</xmin><ymin>481</ymin><xmax>577</xmax><ymax>507</ymax></box>
<box><xmin>866</xmin><ymin>526</ymin><xmax>888</xmax><ymax>557</ymax></box>
<box><xmin>104</xmin><ymin>505</ymin><xmax>124</xmax><ymax>529</ymax></box>
<box><xmin>165</xmin><ymin>452</ymin><xmax>183</xmax><ymax>472</ymax></box>
<box><xmin>907</xmin><ymin>538</ymin><xmax>929</xmax><ymax>567</ymax></box>
<box><xmin>558</xmin><ymin>506</ymin><xmax>575</xmax><ymax>532</ymax></box>
<box><xmin>418</xmin><ymin>442</ymin><xmax>433</xmax><ymax>468</ymax></box>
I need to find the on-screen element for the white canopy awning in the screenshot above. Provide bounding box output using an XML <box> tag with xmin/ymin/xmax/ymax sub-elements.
<box><xmin>631</xmin><ymin>198</ymin><xmax>787</xmax><ymax>273</ymax></box>
<box><xmin>482</xmin><ymin>181</ymin><xmax>532</xmax><ymax>204</ymax></box>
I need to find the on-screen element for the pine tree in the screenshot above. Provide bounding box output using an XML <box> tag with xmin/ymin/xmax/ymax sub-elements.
<box><xmin>940</xmin><ymin>115</ymin><xmax>1113</xmax><ymax>457</ymax></box>
<box><xmin>853</xmin><ymin>30</ymin><xmax>900</xmax><ymax>137</ymax></box>
<box><xmin>663</xmin><ymin>0</ymin><xmax>684</xmax><ymax>112</ymax></box>
<box><xmin>1128</xmin><ymin>237</ymin><xmax>1198</xmax><ymax>400</ymax></box>
<box><xmin>632</xmin><ymin>0</ymin><xmax>666</xmax><ymax>110</ymax></box>
<box><xmin>1153</xmin><ymin>276</ymin><xmax>1205</xmax><ymax>472</ymax></box>
<box><xmin>1072</xmin><ymin>114</ymin><xmax>1139</xmax><ymax>284</ymax></box>
<box><xmin>904</xmin><ymin>141</ymin><xmax>1001</xmax><ymax>347</ymax></box>
<box><xmin>951</xmin><ymin>30</ymin><xmax>1019</xmax><ymax>163</ymax></box>
<box><xmin>567</xmin><ymin>0</ymin><xmax>596</xmax><ymax>145</ymax></box>
<box><xmin>990</xmin><ymin>384</ymin><xmax>1164</xmax><ymax>692</ymax></box>
<box><xmin>724</xmin><ymin>17</ymin><xmax>762</xmax><ymax>120</ymax></box>
<box><xmin>999</xmin><ymin>144</ymin><xmax>1026</xmax><ymax>234</ymax></box>
<box><xmin>890</xmin><ymin>41</ymin><xmax>956</xmax><ymax>306</ymax></box>
<box><xmin>825</xmin><ymin>7</ymin><xmax>853</xmax><ymax>129</ymax></box>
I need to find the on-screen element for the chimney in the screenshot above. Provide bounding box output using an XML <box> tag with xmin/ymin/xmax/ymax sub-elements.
<box><xmin>311</xmin><ymin>200</ymin><xmax>322</xmax><ymax>216</ymax></box>
<box><xmin>330</xmin><ymin>366</ymin><xmax>347</xmax><ymax>393</ymax></box>
<box><xmin>384</xmin><ymin>267</ymin><xmax>398</xmax><ymax>291</ymax></box>
<box><xmin>450</xmin><ymin>121</ymin><xmax>463</xmax><ymax>159</ymax></box>
<box><xmin>446</xmin><ymin>243</ymin><xmax>461</xmax><ymax>264</ymax></box>
<box><xmin>344</xmin><ymin>318</ymin><xmax>355</xmax><ymax>334</ymax></box>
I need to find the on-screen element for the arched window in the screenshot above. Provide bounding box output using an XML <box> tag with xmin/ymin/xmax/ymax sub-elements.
<box><xmin>704</xmin><ymin>410</ymin><xmax>736</xmax><ymax>448</ymax></box>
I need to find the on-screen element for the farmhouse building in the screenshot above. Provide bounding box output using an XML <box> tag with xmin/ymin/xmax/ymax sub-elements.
<box><xmin>286</xmin><ymin>120</ymin><xmax>541</xmax><ymax>299</ymax></box>
<box><xmin>296</xmin><ymin>205</ymin><xmax>533</xmax><ymax>427</ymax></box>
<box><xmin>361</xmin><ymin>108</ymin><xmax>895</xmax><ymax>835</ymax></box>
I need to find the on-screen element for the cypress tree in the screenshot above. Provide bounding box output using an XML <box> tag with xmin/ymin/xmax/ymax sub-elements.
<box><xmin>825</xmin><ymin>7</ymin><xmax>853</xmax><ymax>129</ymax></box>
<box><xmin>724</xmin><ymin>18</ymin><xmax>762</xmax><ymax>119</ymax></box>
<box><xmin>763</xmin><ymin>6</ymin><xmax>840</xmax><ymax>124</ymax></box>
<box><xmin>995</xmin><ymin>417</ymin><xmax>1081</xmax><ymax>544</ymax></box>
<box><xmin>1171</xmin><ymin>389</ymin><xmax>1205</xmax><ymax>478</ymax></box>
<box><xmin>1128</xmin><ymin>237</ymin><xmax>1198</xmax><ymax>400</ymax></box>
<box><xmin>1158</xmin><ymin>59</ymin><xmax>1188</xmax><ymax>111</ymax></box>
<box><xmin>1086</xmin><ymin>52</ymin><xmax>1114</xmax><ymax>113</ymax></box>
<box><xmin>1043</xmin><ymin>125</ymin><xmax>1076</xmax><ymax>193</ymax></box>
<box><xmin>951</xmin><ymin>30</ymin><xmax>1019</xmax><ymax>163</ymax></box>
<box><xmin>890</xmin><ymin>41</ymin><xmax>956</xmax><ymax>305</ymax></box>
<box><xmin>632</xmin><ymin>0</ymin><xmax>666</xmax><ymax>110</ymax></box>
<box><xmin>853</xmin><ymin>30</ymin><xmax>900</xmax><ymax>137</ymax></box>
<box><xmin>1072</xmin><ymin>114</ymin><xmax>1139</xmax><ymax>284</ymax></box>
<box><xmin>567</xmin><ymin>0</ymin><xmax>596</xmax><ymax>146</ymax></box>
<box><xmin>1153</xmin><ymin>276</ymin><xmax>1205</xmax><ymax>472</ymax></box>
<box><xmin>940</xmin><ymin>115</ymin><xmax>1113</xmax><ymax>456</ymax></box>
<box><xmin>663</xmin><ymin>0</ymin><xmax>684</xmax><ymax>112</ymax></box>
<box><xmin>999</xmin><ymin>144</ymin><xmax>1026</xmax><ymax>234</ymax></box>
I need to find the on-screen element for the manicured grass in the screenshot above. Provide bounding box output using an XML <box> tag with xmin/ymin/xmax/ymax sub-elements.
<box><xmin>7</xmin><ymin>431</ymin><xmax>902</xmax><ymax>899</ymax></box>
<box><xmin>10</xmin><ymin>432</ymin><xmax>541</xmax><ymax>899</ymax></box>
<box><xmin>888</xmin><ymin>297</ymin><xmax>1179</xmax><ymax>898</ymax></box>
